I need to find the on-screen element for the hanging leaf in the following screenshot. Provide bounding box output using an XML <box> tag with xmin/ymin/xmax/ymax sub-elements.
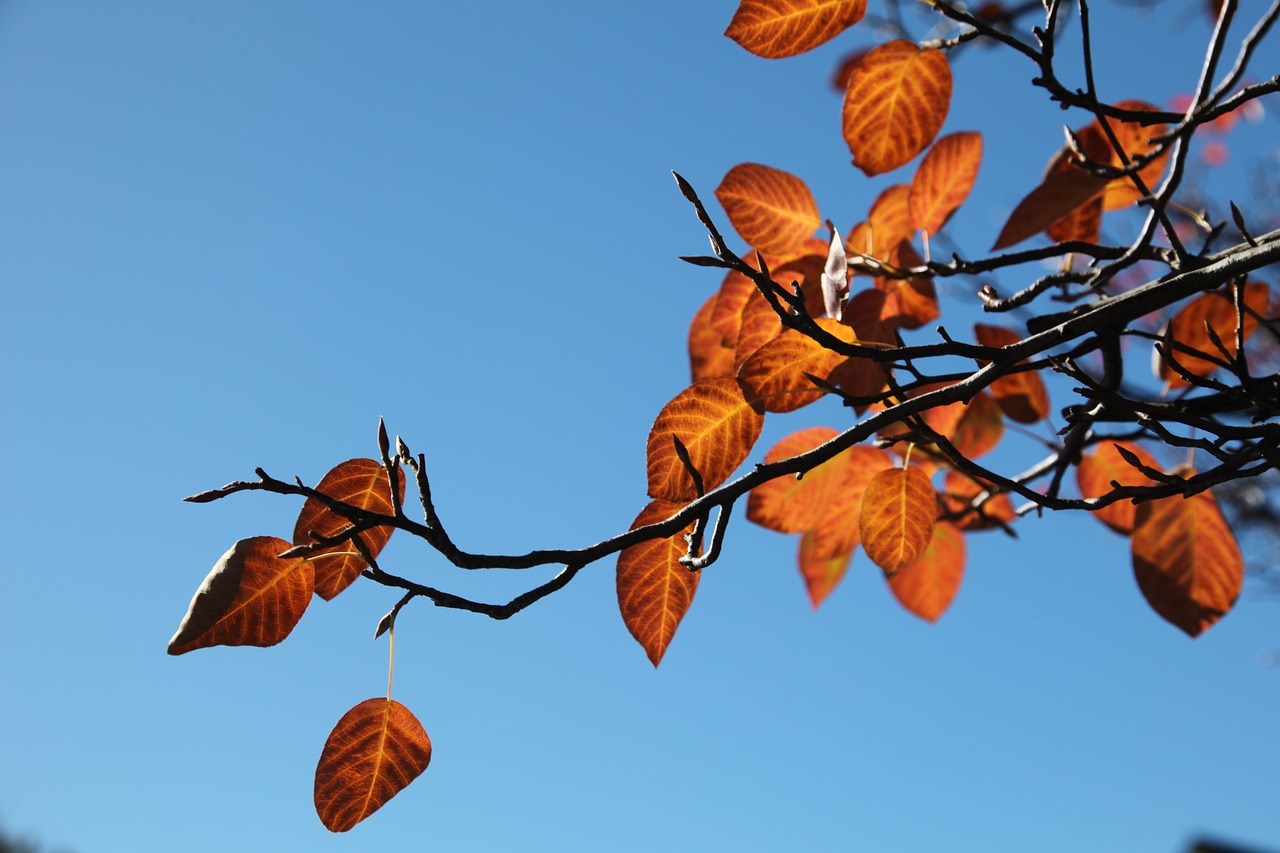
<box><xmin>798</xmin><ymin>529</ymin><xmax>854</xmax><ymax>609</ymax></box>
<box><xmin>1043</xmin><ymin>142</ymin><xmax>1104</xmax><ymax>244</ymax></box>
<box><xmin>725</xmin><ymin>0</ymin><xmax>868</xmax><ymax>58</ymax></box>
<box><xmin>168</xmin><ymin>536</ymin><xmax>313</xmax><ymax>655</ymax></box>
<box><xmin>647</xmin><ymin>377</ymin><xmax>765</xmax><ymax>502</ymax></box>
<box><xmin>842</xmin><ymin>41</ymin><xmax>952</xmax><ymax>177</ymax></box>
<box><xmin>945</xmin><ymin>390</ymin><xmax>1005</xmax><ymax>460</ymax></box>
<box><xmin>1131</xmin><ymin>487</ymin><xmax>1243</xmax><ymax>637</ymax></box>
<box><xmin>689</xmin><ymin>291</ymin><xmax>737</xmax><ymax>382</ymax></box>
<box><xmin>992</xmin><ymin>166</ymin><xmax>1110</xmax><ymax>250</ymax></box>
<box><xmin>841</xmin><ymin>287</ymin><xmax>897</xmax><ymax>345</ymax></box>
<box><xmin>876</xmin><ymin>243</ymin><xmax>938</xmax><ymax>329</ymax></box>
<box><xmin>747</xmin><ymin>427</ymin><xmax>842</xmax><ymax>533</ymax></box>
<box><xmin>908</xmin><ymin>131</ymin><xmax>983</xmax><ymax>234</ymax></box>
<box><xmin>974</xmin><ymin>324</ymin><xmax>1051</xmax><ymax>423</ymax></box>
<box><xmin>715</xmin><ymin>163</ymin><xmax>822</xmax><ymax>255</ymax></box>
<box><xmin>860</xmin><ymin>465</ymin><xmax>938</xmax><ymax>573</ymax></box>
<box><xmin>887</xmin><ymin>521</ymin><xmax>964</xmax><ymax>621</ymax></box>
<box><xmin>314</xmin><ymin>698</ymin><xmax>433</xmax><ymax>832</ymax></box>
<box><xmin>1082</xmin><ymin>100</ymin><xmax>1170</xmax><ymax>211</ymax></box>
<box><xmin>800</xmin><ymin>445</ymin><xmax>895</xmax><ymax>602</ymax></box>
<box><xmin>846</xmin><ymin>184</ymin><xmax>913</xmax><ymax>261</ymax></box>
<box><xmin>1076</xmin><ymin>441</ymin><xmax>1164</xmax><ymax>534</ymax></box>
<box><xmin>710</xmin><ymin>269</ymin><xmax>757</xmax><ymax>347</ymax></box>
<box><xmin>293</xmin><ymin>458</ymin><xmax>405</xmax><ymax>600</ymax></box>
<box><xmin>617</xmin><ymin>500</ymin><xmax>701</xmax><ymax>667</ymax></box>
<box><xmin>737</xmin><ymin>318</ymin><xmax>857</xmax><ymax>412</ymax></box>
<box><xmin>941</xmin><ymin>471</ymin><xmax>1016</xmax><ymax>531</ymax></box>
<box><xmin>1155</xmin><ymin>283</ymin><xmax>1270</xmax><ymax>385</ymax></box>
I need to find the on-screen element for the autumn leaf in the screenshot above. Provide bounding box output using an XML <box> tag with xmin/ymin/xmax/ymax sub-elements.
<box><xmin>168</xmin><ymin>536</ymin><xmax>313</xmax><ymax>655</ymax></box>
<box><xmin>846</xmin><ymin>184</ymin><xmax>913</xmax><ymax>261</ymax></box>
<box><xmin>737</xmin><ymin>317</ymin><xmax>857</xmax><ymax>412</ymax></box>
<box><xmin>617</xmin><ymin>500</ymin><xmax>701</xmax><ymax>666</ymax></box>
<box><xmin>647</xmin><ymin>377</ymin><xmax>765</xmax><ymax>502</ymax></box>
<box><xmin>1076</xmin><ymin>441</ymin><xmax>1164</xmax><ymax>534</ymax></box>
<box><xmin>1155</xmin><ymin>283</ymin><xmax>1270</xmax><ymax>385</ymax></box>
<box><xmin>941</xmin><ymin>471</ymin><xmax>1016</xmax><ymax>531</ymax></box>
<box><xmin>945</xmin><ymin>390</ymin><xmax>1004</xmax><ymax>460</ymax></box>
<box><xmin>974</xmin><ymin>324</ymin><xmax>1051</xmax><ymax>423</ymax></box>
<box><xmin>859</xmin><ymin>465</ymin><xmax>938</xmax><ymax>573</ymax></box>
<box><xmin>876</xmin><ymin>243</ymin><xmax>938</xmax><ymax>330</ymax></box>
<box><xmin>293</xmin><ymin>458</ymin><xmax>405</xmax><ymax>601</ymax></box>
<box><xmin>908</xmin><ymin>131</ymin><xmax>983</xmax><ymax>234</ymax></box>
<box><xmin>992</xmin><ymin>165</ymin><xmax>1110</xmax><ymax>250</ymax></box>
<box><xmin>710</xmin><ymin>269</ymin><xmax>756</xmax><ymax>347</ymax></box>
<box><xmin>842</xmin><ymin>41</ymin><xmax>952</xmax><ymax>177</ymax></box>
<box><xmin>798</xmin><ymin>530</ymin><xmax>854</xmax><ymax>609</ymax></box>
<box><xmin>1083</xmin><ymin>101</ymin><xmax>1170</xmax><ymax>211</ymax></box>
<box><xmin>716</xmin><ymin>163</ymin><xmax>822</xmax><ymax>254</ymax></box>
<box><xmin>314</xmin><ymin>698</ymin><xmax>433</xmax><ymax>832</ymax></box>
<box><xmin>689</xmin><ymin>291</ymin><xmax>737</xmax><ymax>382</ymax></box>
<box><xmin>725</xmin><ymin>0</ymin><xmax>868</xmax><ymax>58</ymax></box>
<box><xmin>886</xmin><ymin>521</ymin><xmax>964</xmax><ymax>621</ymax></box>
<box><xmin>841</xmin><ymin>287</ymin><xmax>896</xmax><ymax>345</ymax></box>
<box><xmin>1131</xmin><ymin>487</ymin><xmax>1243</xmax><ymax>637</ymax></box>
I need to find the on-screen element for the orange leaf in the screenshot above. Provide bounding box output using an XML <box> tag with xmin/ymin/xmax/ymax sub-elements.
<box><xmin>1045</xmin><ymin>192</ymin><xmax>1102</xmax><ymax>244</ymax></box>
<box><xmin>737</xmin><ymin>317</ymin><xmax>856</xmax><ymax>412</ymax></box>
<box><xmin>1155</xmin><ymin>283</ymin><xmax>1270</xmax><ymax>385</ymax></box>
<box><xmin>992</xmin><ymin>165</ymin><xmax>1110</xmax><ymax>250</ymax></box>
<box><xmin>710</xmin><ymin>269</ymin><xmax>756</xmax><ymax>347</ymax></box>
<box><xmin>617</xmin><ymin>500</ymin><xmax>701</xmax><ymax>666</ymax></box>
<box><xmin>716</xmin><ymin>163</ymin><xmax>822</xmax><ymax>255</ymax></box>
<box><xmin>842</xmin><ymin>40</ymin><xmax>952</xmax><ymax>177</ymax></box>
<box><xmin>847</xmin><ymin>184</ymin><xmax>913</xmax><ymax>260</ymax></box>
<box><xmin>293</xmin><ymin>458</ymin><xmax>405</xmax><ymax>600</ymax></box>
<box><xmin>1076</xmin><ymin>441</ymin><xmax>1164</xmax><ymax>534</ymax></box>
<box><xmin>733</xmin><ymin>288</ymin><xmax>783</xmax><ymax>369</ymax></box>
<box><xmin>747</xmin><ymin>426</ymin><xmax>842</xmax><ymax>533</ymax></box>
<box><xmin>647</xmin><ymin>377</ymin><xmax>765</xmax><ymax>501</ymax></box>
<box><xmin>314</xmin><ymin>698</ymin><xmax>432</xmax><ymax>832</ymax></box>
<box><xmin>876</xmin><ymin>243</ymin><xmax>938</xmax><ymax>330</ymax></box>
<box><xmin>887</xmin><ymin>521</ymin><xmax>964</xmax><ymax>621</ymax></box>
<box><xmin>842</xmin><ymin>287</ymin><xmax>897</xmax><ymax>344</ymax></box>
<box><xmin>908</xmin><ymin>131</ymin><xmax>983</xmax><ymax>234</ymax></box>
<box><xmin>1131</xmin><ymin>488</ymin><xmax>1243</xmax><ymax>637</ymax></box>
<box><xmin>725</xmin><ymin>0</ymin><xmax>868</xmax><ymax>58</ymax></box>
<box><xmin>859</xmin><ymin>465</ymin><xmax>938</xmax><ymax>573</ymax></box>
<box><xmin>974</xmin><ymin>324</ymin><xmax>1051</xmax><ymax>423</ymax></box>
<box><xmin>946</xmin><ymin>390</ymin><xmax>1004</xmax><ymax>459</ymax></box>
<box><xmin>689</xmin><ymin>291</ymin><xmax>737</xmax><ymax>382</ymax></box>
<box><xmin>168</xmin><ymin>536</ymin><xmax>313</xmax><ymax>655</ymax></box>
<box><xmin>798</xmin><ymin>529</ymin><xmax>853</xmax><ymax>609</ymax></box>
<box><xmin>1082</xmin><ymin>101</ymin><xmax>1169</xmax><ymax>211</ymax></box>
<box><xmin>941</xmin><ymin>471</ymin><xmax>1016</xmax><ymax>531</ymax></box>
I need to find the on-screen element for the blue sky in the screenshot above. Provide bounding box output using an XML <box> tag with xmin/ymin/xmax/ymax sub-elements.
<box><xmin>2</xmin><ymin>2</ymin><xmax>1278</xmax><ymax>851</ymax></box>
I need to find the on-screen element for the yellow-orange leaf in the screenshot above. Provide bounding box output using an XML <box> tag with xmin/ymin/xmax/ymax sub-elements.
<box><xmin>167</xmin><ymin>536</ymin><xmax>312</xmax><ymax>655</ymax></box>
<box><xmin>725</xmin><ymin>0</ymin><xmax>867</xmax><ymax>58</ymax></box>
<box><xmin>1131</xmin><ymin>488</ymin><xmax>1243</xmax><ymax>637</ymax></box>
<box><xmin>941</xmin><ymin>471</ymin><xmax>1016</xmax><ymax>531</ymax></box>
<box><xmin>737</xmin><ymin>317</ymin><xmax>856</xmax><ymax>412</ymax></box>
<box><xmin>908</xmin><ymin>131</ymin><xmax>983</xmax><ymax>234</ymax></box>
<box><xmin>887</xmin><ymin>521</ymin><xmax>964</xmax><ymax>621</ymax></box>
<box><xmin>647</xmin><ymin>377</ymin><xmax>765</xmax><ymax>502</ymax></box>
<box><xmin>876</xmin><ymin>243</ymin><xmax>938</xmax><ymax>330</ymax></box>
<box><xmin>974</xmin><ymin>324</ymin><xmax>1051</xmax><ymax>423</ymax></box>
<box><xmin>314</xmin><ymin>698</ymin><xmax>432</xmax><ymax>832</ymax></box>
<box><xmin>294</xmin><ymin>458</ymin><xmax>405</xmax><ymax>600</ymax></box>
<box><xmin>842</xmin><ymin>41</ymin><xmax>951</xmax><ymax>177</ymax></box>
<box><xmin>1156</xmin><ymin>283</ymin><xmax>1269</xmax><ymax>385</ymax></box>
<box><xmin>733</xmin><ymin>288</ymin><xmax>784</xmax><ymax>369</ymax></box>
<box><xmin>617</xmin><ymin>500</ymin><xmax>701</xmax><ymax>667</ymax></box>
<box><xmin>710</xmin><ymin>269</ymin><xmax>756</xmax><ymax>347</ymax></box>
<box><xmin>689</xmin><ymin>291</ymin><xmax>737</xmax><ymax>382</ymax></box>
<box><xmin>860</xmin><ymin>465</ymin><xmax>937</xmax><ymax>573</ymax></box>
<box><xmin>1076</xmin><ymin>441</ymin><xmax>1164</xmax><ymax>534</ymax></box>
<box><xmin>946</xmin><ymin>390</ymin><xmax>1004</xmax><ymax>459</ymax></box>
<box><xmin>848</xmin><ymin>184</ymin><xmax>914</xmax><ymax>260</ymax></box>
<box><xmin>798</xmin><ymin>529</ymin><xmax>853</xmax><ymax>608</ymax></box>
<box><xmin>747</xmin><ymin>427</ymin><xmax>842</xmax><ymax>533</ymax></box>
<box><xmin>716</xmin><ymin>163</ymin><xmax>822</xmax><ymax>255</ymax></box>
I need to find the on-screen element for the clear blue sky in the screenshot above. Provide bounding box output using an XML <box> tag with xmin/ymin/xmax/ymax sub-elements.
<box><xmin>2</xmin><ymin>2</ymin><xmax>1278</xmax><ymax>852</ymax></box>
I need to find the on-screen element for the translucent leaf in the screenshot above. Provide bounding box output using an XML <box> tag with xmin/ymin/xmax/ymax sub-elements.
<box><xmin>992</xmin><ymin>167</ymin><xmax>1109</xmax><ymax>250</ymax></box>
<box><xmin>887</xmin><ymin>521</ymin><xmax>964</xmax><ymax>621</ymax></box>
<box><xmin>647</xmin><ymin>377</ymin><xmax>765</xmax><ymax>501</ymax></box>
<box><xmin>876</xmin><ymin>243</ymin><xmax>938</xmax><ymax>329</ymax></box>
<box><xmin>689</xmin><ymin>291</ymin><xmax>737</xmax><ymax>382</ymax></box>
<box><xmin>737</xmin><ymin>318</ymin><xmax>856</xmax><ymax>412</ymax></box>
<box><xmin>846</xmin><ymin>184</ymin><xmax>913</xmax><ymax>261</ymax></box>
<box><xmin>168</xmin><ymin>536</ymin><xmax>313</xmax><ymax>655</ymax></box>
<box><xmin>860</xmin><ymin>465</ymin><xmax>938</xmax><ymax>573</ymax></box>
<box><xmin>908</xmin><ymin>131</ymin><xmax>983</xmax><ymax>234</ymax></box>
<box><xmin>798</xmin><ymin>530</ymin><xmax>853</xmax><ymax>609</ymax></box>
<box><xmin>710</xmin><ymin>269</ymin><xmax>756</xmax><ymax>348</ymax></box>
<box><xmin>314</xmin><ymin>698</ymin><xmax>432</xmax><ymax>832</ymax></box>
<box><xmin>842</xmin><ymin>41</ymin><xmax>952</xmax><ymax>177</ymax></box>
<box><xmin>715</xmin><ymin>163</ymin><xmax>822</xmax><ymax>255</ymax></box>
<box><xmin>1155</xmin><ymin>283</ymin><xmax>1269</xmax><ymax>386</ymax></box>
<box><xmin>941</xmin><ymin>471</ymin><xmax>1016</xmax><ymax>532</ymax></box>
<box><xmin>974</xmin><ymin>324</ymin><xmax>1051</xmax><ymax>423</ymax></box>
<box><xmin>1076</xmin><ymin>441</ymin><xmax>1164</xmax><ymax>534</ymax></box>
<box><xmin>617</xmin><ymin>500</ymin><xmax>701</xmax><ymax>666</ymax></box>
<box><xmin>725</xmin><ymin>0</ymin><xmax>868</xmax><ymax>58</ymax></box>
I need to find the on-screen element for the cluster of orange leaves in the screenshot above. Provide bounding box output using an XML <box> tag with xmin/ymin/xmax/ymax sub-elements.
<box><xmin>615</xmin><ymin>0</ymin><xmax>1258</xmax><ymax>668</ymax></box>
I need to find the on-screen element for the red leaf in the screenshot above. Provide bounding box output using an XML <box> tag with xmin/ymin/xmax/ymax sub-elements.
<box><xmin>314</xmin><ymin>698</ymin><xmax>433</xmax><ymax>832</ymax></box>
<box><xmin>716</xmin><ymin>163</ymin><xmax>822</xmax><ymax>255</ymax></box>
<box><xmin>617</xmin><ymin>500</ymin><xmax>701</xmax><ymax>666</ymax></box>
<box><xmin>842</xmin><ymin>41</ymin><xmax>952</xmax><ymax>176</ymax></box>
<box><xmin>647</xmin><ymin>377</ymin><xmax>765</xmax><ymax>501</ymax></box>
<box><xmin>725</xmin><ymin>0</ymin><xmax>868</xmax><ymax>58</ymax></box>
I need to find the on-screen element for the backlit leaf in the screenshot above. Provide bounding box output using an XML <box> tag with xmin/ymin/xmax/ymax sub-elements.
<box><xmin>842</xmin><ymin>41</ymin><xmax>951</xmax><ymax>177</ymax></box>
<box><xmin>737</xmin><ymin>317</ymin><xmax>856</xmax><ymax>412</ymax></box>
<box><xmin>908</xmin><ymin>131</ymin><xmax>983</xmax><ymax>234</ymax></box>
<box><xmin>887</xmin><ymin>521</ymin><xmax>964</xmax><ymax>621</ymax></box>
<box><xmin>168</xmin><ymin>536</ymin><xmax>312</xmax><ymax>655</ymax></box>
<box><xmin>974</xmin><ymin>324</ymin><xmax>1051</xmax><ymax>423</ymax></box>
<box><xmin>647</xmin><ymin>377</ymin><xmax>765</xmax><ymax>502</ymax></box>
<box><xmin>1081</xmin><ymin>101</ymin><xmax>1169</xmax><ymax>211</ymax></box>
<box><xmin>1155</xmin><ymin>283</ymin><xmax>1269</xmax><ymax>385</ymax></box>
<box><xmin>941</xmin><ymin>471</ymin><xmax>1016</xmax><ymax>531</ymax></box>
<box><xmin>860</xmin><ymin>465</ymin><xmax>937</xmax><ymax>573</ymax></box>
<box><xmin>1076</xmin><ymin>441</ymin><xmax>1164</xmax><ymax>534</ymax></box>
<box><xmin>747</xmin><ymin>427</ymin><xmax>842</xmax><ymax>533</ymax></box>
<box><xmin>314</xmin><ymin>698</ymin><xmax>432</xmax><ymax>832</ymax></box>
<box><xmin>725</xmin><ymin>0</ymin><xmax>868</xmax><ymax>58</ymax></box>
<box><xmin>1131</xmin><ymin>487</ymin><xmax>1243</xmax><ymax>637</ymax></box>
<box><xmin>710</xmin><ymin>269</ymin><xmax>756</xmax><ymax>347</ymax></box>
<box><xmin>876</xmin><ymin>243</ymin><xmax>938</xmax><ymax>329</ymax></box>
<box><xmin>992</xmin><ymin>165</ymin><xmax>1109</xmax><ymax>250</ymax></box>
<box><xmin>294</xmin><ymin>458</ymin><xmax>405</xmax><ymax>600</ymax></box>
<box><xmin>798</xmin><ymin>529</ymin><xmax>853</xmax><ymax>609</ymax></box>
<box><xmin>841</xmin><ymin>287</ymin><xmax>896</xmax><ymax>345</ymax></box>
<box><xmin>716</xmin><ymin>163</ymin><xmax>822</xmax><ymax>255</ymax></box>
<box><xmin>689</xmin><ymin>291</ymin><xmax>737</xmax><ymax>382</ymax></box>
<box><xmin>617</xmin><ymin>500</ymin><xmax>701</xmax><ymax>666</ymax></box>
<box><xmin>945</xmin><ymin>390</ymin><xmax>1004</xmax><ymax>460</ymax></box>
<box><xmin>847</xmin><ymin>184</ymin><xmax>913</xmax><ymax>260</ymax></box>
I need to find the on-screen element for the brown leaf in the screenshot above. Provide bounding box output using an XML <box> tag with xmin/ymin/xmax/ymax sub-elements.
<box><xmin>617</xmin><ymin>500</ymin><xmax>701</xmax><ymax>666</ymax></box>
<box><xmin>941</xmin><ymin>471</ymin><xmax>1016</xmax><ymax>531</ymax></box>
<box><xmin>1076</xmin><ymin>441</ymin><xmax>1164</xmax><ymax>534</ymax></box>
<box><xmin>860</xmin><ymin>465</ymin><xmax>938</xmax><ymax>573</ymax></box>
<box><xmin>876</xmin><ymin>243</ymin><xmax>938</xmax><ymax>330</ymax></box>
<box><xmin>725</xmin><ymin>0</ymin><xmax>868</xmax><ymax>58</ymax></box>
<box><xmin>1131</xmin><ymin>488</ymin><xmax>1243</xmax><ymax>636</ymax></box>
<box><xmin>886</xmin><ymin>521</ymin><xmax>964</xmax><ymax>621</ymax></box>
<box><xmin>294</xmin><ymin>458</ymin><xmax>405</xmax><ymax>600</ymax></box>
<box><xmin>647</xmin><ymin>377</ymin><xmax>765</xmax><ymax>502</ymax></box>
<box><xmin>842</xmin><ymin>41</ymin><xmax>952</xmax><ymax>177</ymax></box>
<box><xmin>992</xmin><ymin>165</ymin><xmax>1110</xmax><ymax>250</ymax></box>
<box><xmin>168</xmin><ymin>536</ymin><xmax>313</xmax><ymax>655</ymax></box>
<box><xmin>846</xmin><ymin>184</ymin><xmax>913</xmax><ymax>261</ymax></box>
<box><xmin>974</xmin><ymin>323</ymin><xmax>1051</xmax><ymax>423</ymax></box>
<box><xmin>716</xmin><ymin>163</ymin><xmax>822</xmax><ymax>255</ymax></box>
<box><xmin>314</xmin><ymin>698</ymin><xmax>433</xmax><ymax>832</ymax></box>
<box><xmin>908</xmin><ymin>131</ymin><xmax>983</xmax><ymax>234</ymax></box>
